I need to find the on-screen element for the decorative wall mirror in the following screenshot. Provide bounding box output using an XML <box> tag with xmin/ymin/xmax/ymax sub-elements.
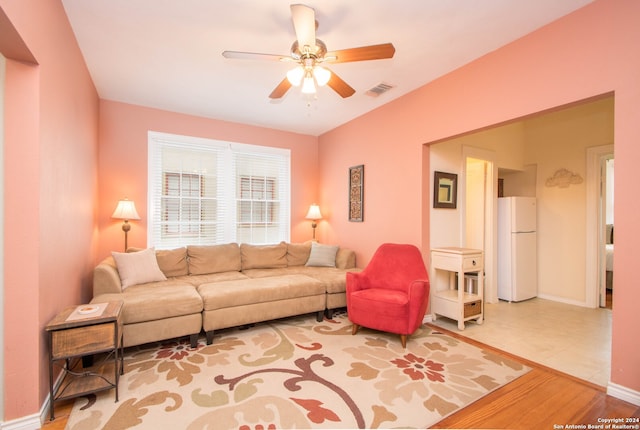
<box><xmin>433</xmin><ymin>171</ymin><xmax>457</xmax><ymax>209</ymax></box>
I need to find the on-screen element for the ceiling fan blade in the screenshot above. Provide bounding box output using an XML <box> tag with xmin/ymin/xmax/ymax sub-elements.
<box><xmin>325</xmin><ymin>43</ymin><xmax>396</xmax><ymax>63</ymax></box>
<box><xmin>269</xmin><ymin>77</ymin><xmax>293</xmax><ymax>99</ymax></box>
<box><xmin>326</xmin><ymin>71</ymin><xmax>355</xmax><ymax>98</ymax></box>
<box><xmin>290</xmin><ymin>4</ymin><xmax>316</xmax><ymax>51</ymax></box>
<box><xmin>222</xmin><ymin>51</ymin><xmax>291</xmax><ymax>62</ymax></box>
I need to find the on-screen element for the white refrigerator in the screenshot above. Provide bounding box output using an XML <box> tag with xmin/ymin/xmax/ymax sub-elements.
<box><xmin>497</xmin><ymin>197</ymin><xmax>537</xmax><ymax>302</ymax></box>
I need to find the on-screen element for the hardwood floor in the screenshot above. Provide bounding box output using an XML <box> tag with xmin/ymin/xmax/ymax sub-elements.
<box><xmin>42</xmin><ymin>324</ymin><xmax>639</xmax><ymax>430</ymax></box>
<box><xmin>42</xmin><ymin>399</ymin><xmax>73</xmax><ymax>430</ymax></box>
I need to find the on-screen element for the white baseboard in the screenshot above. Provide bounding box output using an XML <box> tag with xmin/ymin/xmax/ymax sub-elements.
<box><xmin>0</xmin><ymin>389</ymin><xmax>51</xmax><ymax>430</ymax></box>
<box><xmin>0</xmin><ymin>413</ymin><xmax>41</xmax><ymax>430</ymax></box>
<box><xmin>422</xmin><ymin>314</ymin><xmax>433</xmax><ymax>324</ymax></box>
<box><xmin>607</xmin><ymin>381</ymin><xmax>640</xmax><ymax>406</ymax></box>
<box><xmin>536</xmin><ymin>293</ymin><xmax>591</xmax><ymax>308</ymax></box>
<box><xmin>0</xmin><ymin>368</ymin><xmax>66</xmax><ymax>430</ymax></box>
<box><xmin>39</xmin><ymin>390</ymin><xmax>52</xmax><ymax>428</ymax></box>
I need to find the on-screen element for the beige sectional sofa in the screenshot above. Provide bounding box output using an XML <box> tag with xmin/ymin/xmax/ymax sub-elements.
<box><xmin>91</xmin><ymin>241</ymin><xmax>357</xmax><ymax>348</ymax></box>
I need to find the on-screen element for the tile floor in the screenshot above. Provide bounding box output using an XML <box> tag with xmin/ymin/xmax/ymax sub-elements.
<box><xmin>429</xmin><ymin>297</ymin><xmax>612</xmax><ymax>387</ymax></box>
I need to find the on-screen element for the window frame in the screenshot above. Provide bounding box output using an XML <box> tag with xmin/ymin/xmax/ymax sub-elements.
<box><xmin>148</xmin><ymin>131</ymin><xmax>291</xmax><ymax>248</ymax></box>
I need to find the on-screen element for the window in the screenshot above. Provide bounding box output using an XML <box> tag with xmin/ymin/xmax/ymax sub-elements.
<box><xmin>148</xmin><ymin>132</ymin><xmax>290</xmax><ymax>248</ymax></box>
<box><xmin>162</xmin><ymin>172</ymin><xmax>209</xmax><ymax>236</ymax></box>
<box><xmin>239</xmin><ymin>176</ymin><xmax>277</xmax><ymax>224</ymax></box>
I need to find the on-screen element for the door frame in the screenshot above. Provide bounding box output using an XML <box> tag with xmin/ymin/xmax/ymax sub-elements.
<box><xmin>461</xmin><ymin>146</ymin><xmax>498</xmax><ymax>303</ymax></box>
<box><xmin>0</xmin><ymin>54</ymin><xmax>5</xmax><ymax>420</ymax></box>
<box><xmin>585</xmin><ymin>144</ymin><xmax>614</xmax><ymax>308</ymax></box>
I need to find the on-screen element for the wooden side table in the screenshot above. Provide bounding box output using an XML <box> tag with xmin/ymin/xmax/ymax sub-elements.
<box><xmin>46</xmin><ymin>301</ymin><xmax>124</xmax><ymax>421</ymax></box>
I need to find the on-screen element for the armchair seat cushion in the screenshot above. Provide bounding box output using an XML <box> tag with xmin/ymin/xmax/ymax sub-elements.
<box><xmin>351</xmin><ymin>288</ymin><xmax>408</xmax><ymax>306</ymax></box>
<box><xmin>349</xmin><ymin>289</ymin><xmax>411</xmax><ymax>334</ymax></box>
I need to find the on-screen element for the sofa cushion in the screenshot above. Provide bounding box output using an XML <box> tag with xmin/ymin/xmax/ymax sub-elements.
<box><xmin>240</xmin><ymin>243</ymin><xmax>287</xmax><ymax>270</ymax></box>
<box><xmin>176</xmin><ymin>271</ymin><xmax>249</xmax><ymax>287</ymax></box>
<box><xmin>241</xmin><ymin>267</ymin><xmax>292</xmax><ymax>278</ymax></box>
<box><xmin>156</xmin><ymin>247</ymin><xmax>189</xmax><ymax>277</ymax></box>
<box><xmin>116</xmin><ymin>283</ymin><xmax>203</xmax><ymax>324</ymax></box>
<box><xmin>187</xmin><ymin>243</ymin><xmax>241</xmax><ymax>275</ymax></box>
<box><xmin>285</xmin><ymin>242</ymin><xmax>312</xmax><ymax>266</ymax></box>
<box><xmin>112</xmin><ymin>248</ymin><xmax>167</xmax><ymax>289</ymax></box>
<box><xmin>302</xmin><ymin>267</ymin><xmax>359</xmax><ymax>294</ymax></box>
<box><xmin>306</xmin><ymin>242</ymin><xmax>339</xmax><ymax>267</ymax></box>
<box><xmin>198</xmin><ymin>274</ymin><xmax>325</xmax><ymax>311</ymax></box>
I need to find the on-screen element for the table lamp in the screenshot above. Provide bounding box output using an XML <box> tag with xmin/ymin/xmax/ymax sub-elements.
<box><xmin>305</xmin><ymin>204</ymin><xmax>322</xmax><ymax>240</ymax></box>
<box><xmin>112</xmin><ymin>199</ymin><xmax>140</xmax><ymax>251</ymax></box>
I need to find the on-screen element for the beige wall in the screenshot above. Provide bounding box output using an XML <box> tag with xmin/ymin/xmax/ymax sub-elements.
<box><xmin>525</xmin><ymin>97</ymin><xmax>614</xmax><ymax>303</ymax></box>
<box><xmin>502</xmin><ymin>165</ymin><xmax>537</xmax><ymax>197</ymax></box>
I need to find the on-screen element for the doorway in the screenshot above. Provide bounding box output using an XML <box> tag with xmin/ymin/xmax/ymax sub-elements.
<box><xmin>463</xmin><ymin>146</ymin><xmax>497</xmax><ymax>304</ymax></box>
<box><xmin>603</xmin><ymin>158</ymin><xmax>614</xmax><ymax>309</ymax></box>
<box><xmin>586</xmin><ymin>144</ymin><xmax>614</xmax><ymax>309</ymax></box>
<box><xmin>430</xmin><ymin>97</ymin><xmax>613</xmax><ymax>308</ymax></box>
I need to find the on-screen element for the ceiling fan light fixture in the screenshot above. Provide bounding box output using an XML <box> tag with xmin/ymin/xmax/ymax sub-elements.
<box><xmin>223</xmin><ymin>4</ymin><xmax>394</xmax><ymax>100</ymax></box>
<box><xmin>313</xmin><ymin>66</ymin><xmax>331</xmax><ymax>86</ymax></box>
<box><xmin>301</xmin><ymin>72</ymin><xmax>316</xmax><ymax>94</ymax></box>
<box><xmin>286</xmin><ymin>66</ymin><xmax>304</xmax><ymax>86</ymax></box>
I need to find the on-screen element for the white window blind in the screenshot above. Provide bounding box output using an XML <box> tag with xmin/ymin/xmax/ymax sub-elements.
<box><xmin>148</xmin><ymin>131</ymin><xmax>290</xmax><ymax>249</ymax></box>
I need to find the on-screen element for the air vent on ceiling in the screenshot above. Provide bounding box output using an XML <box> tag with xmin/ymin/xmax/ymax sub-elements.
<box><xmin>365</xmin><ymin>82</ymin><xmax>395</xmax><ymax>97</ymax></box>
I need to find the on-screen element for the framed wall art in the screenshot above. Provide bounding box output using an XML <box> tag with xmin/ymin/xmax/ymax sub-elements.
<box><xmin>433</xmin><ymin>171</ymin><xmax>457</xmax><ymax>209</ymax></box>
<box><xmin>349</xmin><ymin>164</ymin><xmax>364</xmax><ymax>222</ymax></box>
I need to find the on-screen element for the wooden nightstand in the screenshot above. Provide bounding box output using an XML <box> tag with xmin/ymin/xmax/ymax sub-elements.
<box><xmin>45</xmin><ymin>301</ymin><xmax>124</xmax><ymax>421</ymax></box>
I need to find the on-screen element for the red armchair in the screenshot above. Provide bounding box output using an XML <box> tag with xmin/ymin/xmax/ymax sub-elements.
<box><xmin>346</xmin><ymin>243</ymin><xmax>430</xmax><ymax>348</ymax></box>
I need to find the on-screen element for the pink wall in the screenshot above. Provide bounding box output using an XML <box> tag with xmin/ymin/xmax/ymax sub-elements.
<box><xmin>97</xmin><ymin>101</ymin><xmax>319</xmax><ymax>261</ymax></box>
<box><xmin>319</xmin><ymin>0</ymin><xmax>640</xmax><ymax>393</ymax></box>
<box><xmin>1</xmin><ymin>0</ymin><xmax>100</xmax><ymax>421</ymax></box>
<box><xmin>4</xmin><ymin>57</ymin><xmax>41</xmax><ymax>423</ymax></box>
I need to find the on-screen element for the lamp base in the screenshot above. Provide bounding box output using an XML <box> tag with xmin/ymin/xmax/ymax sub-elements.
<box><xmin>122</xmin><ymin>220</ymin><xmax>131</xmax><ymax>251</ymax></box>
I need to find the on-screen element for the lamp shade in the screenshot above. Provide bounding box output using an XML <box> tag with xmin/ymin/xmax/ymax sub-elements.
<box><xmin>305</xmin><ymin>204</ymin><xmax>322</xmax><ymax>220</ymax></box>
<box><xmin>313</xmin><ymin>66</ymin><xmax>331</xmax><ymax>86</ymax></box>
<box><xmin>301</xmin><ymin>74</ymin><xmax>316</xmax><ymax>94</ymax></box>
<box><xmin>286</xmin><ymin>66</ymin><xmax>304</xmax><ymax>86</ymax></box>
<box><xmin>112</xmin><ymin>199</ymin><xmax>141</xmax><ymax>220</ymax></box>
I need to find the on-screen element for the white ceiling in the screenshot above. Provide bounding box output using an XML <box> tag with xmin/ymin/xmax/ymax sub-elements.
<box><xmin>61</xmin><ymin>0</ymin><xmax>594</xmax><ymax>136</ymax></box>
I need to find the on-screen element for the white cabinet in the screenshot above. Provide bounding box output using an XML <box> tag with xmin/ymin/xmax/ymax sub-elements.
<box><xmin>431</xmin><ymin>247</ymin><xmax>484</xmax><ymax>330</ymax></box>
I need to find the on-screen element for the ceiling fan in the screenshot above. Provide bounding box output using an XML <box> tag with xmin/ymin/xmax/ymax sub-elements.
<box><xmin>222</xmin><ymin>4</ymin><xmax>396</xmax><ymax>99</ymax></box>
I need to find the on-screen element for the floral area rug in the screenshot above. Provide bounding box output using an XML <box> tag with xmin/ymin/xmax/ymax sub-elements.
<box><xmin>66</xmin><ymin>312</ymin><xmax>529</xmax><ymax>429</ymax></box>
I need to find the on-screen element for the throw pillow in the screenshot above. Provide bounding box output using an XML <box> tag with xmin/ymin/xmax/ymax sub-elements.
<box><xmin>112</xmin><ymin>248</ymin><xmax>167</xmax><ymax>289</ymax></box>
<box><xmin>306</xmin><ymin>242</ymin><xmax>339</xmax><ymax>267</ymax></box>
